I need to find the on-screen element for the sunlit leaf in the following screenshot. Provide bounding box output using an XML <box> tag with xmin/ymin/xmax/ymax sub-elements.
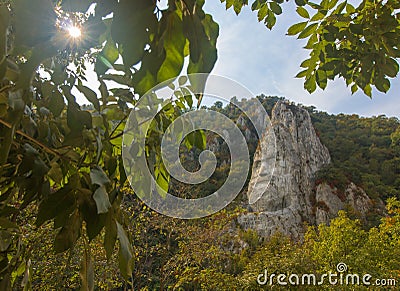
<box><xmin>296</xmin><ymin>6</ymin><xmax>310</xmax><ymax>18</ymax></box>
<box><xmin>287</xmin><ymin>21</ymin><xmax>308</xmax><ymax>36</ymax></box>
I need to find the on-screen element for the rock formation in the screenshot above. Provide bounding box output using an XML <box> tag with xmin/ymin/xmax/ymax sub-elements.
<box><xmin>237</xmin><ymin>101</ymin><xmax>376</xmax><ymax>239</ymax></box>
<box><xmin>314</xmin><ymin>182</ymin><xmax>382</xmax><ymax>225</ymax></box>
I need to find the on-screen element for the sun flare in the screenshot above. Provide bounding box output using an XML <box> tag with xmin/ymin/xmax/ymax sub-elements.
<box><xmin>68</xmin><ymin>25</ymin><xmax>81</xmax><ymax>38</ymax></box>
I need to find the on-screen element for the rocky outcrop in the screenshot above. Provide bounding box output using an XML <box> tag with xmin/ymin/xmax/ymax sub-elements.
<box><xmin>238</xmin><ymin>101</ymin><xmax>376</xmax><ymax>238</ymax></box>
<box><xmin>315</xmin><ymin>182</ymin><xmax>378</xmax><ymax>225</ymax></box>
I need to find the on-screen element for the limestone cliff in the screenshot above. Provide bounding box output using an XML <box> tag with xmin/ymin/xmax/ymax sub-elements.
<box><xmin>237</xmin><ymin>101</ymin><xmax>376</xmax><ymax>238</ymax></box>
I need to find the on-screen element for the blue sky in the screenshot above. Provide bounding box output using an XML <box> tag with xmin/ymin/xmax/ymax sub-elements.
<box><xmin>202</xmin><ymin>1</ymin><xmax>400</xmax><ymax>117</ymax></box>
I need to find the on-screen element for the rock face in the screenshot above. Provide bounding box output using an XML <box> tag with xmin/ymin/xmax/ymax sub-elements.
<box><xmin>237</xmin><ymin>101</ymin><xmax>375</xmax><ymax>238</ymax></box>
<box><xmin>315</xmin><ymin>182</ymin><xmax>376</xmax><ymax>225</ymax></box>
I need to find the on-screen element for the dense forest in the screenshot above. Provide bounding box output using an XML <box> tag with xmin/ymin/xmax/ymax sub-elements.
<box><xmin>17</xmin><ymin>96</ymin><xmax>399</xmax><ymax>290</ymax></box>
<box><xmin>311</xmin><ymin>108</ymin><xmax>400</xmax><ymax>201</ymax></box>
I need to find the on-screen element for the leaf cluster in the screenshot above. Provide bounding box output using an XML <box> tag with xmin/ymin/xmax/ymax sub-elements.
<box><xmin>0</xmin><ymin>0</ymin><xmax>218</xmax><ymax>288</ymax></box>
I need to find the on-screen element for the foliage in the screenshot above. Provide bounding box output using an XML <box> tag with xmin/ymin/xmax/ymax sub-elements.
<box><xmin>0</xmin><ymin>0</ymin><xmax>218</xmax><ymax>288</ymax></box>
<box><xmin>310</xmin><ymin>110</ymin><xmax>400</xmax><ymax>201</ymax></box>
<box><xmin>125</xmin><ymin>199</ymin><xmax>399</xmax><ymax>290</ymax></box>
<box><xmin>222</xmin><ymin>0</ymin><xmax>400</xmax><ymax>96</ymax></box>
<box><xmin>21</xmin><ymin>207</ymin><xmax>122</xmax><ymax>290</ymax></box>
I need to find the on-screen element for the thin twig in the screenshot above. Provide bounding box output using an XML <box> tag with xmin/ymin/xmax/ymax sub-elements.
<box><xmin>109</xmin><ymin>114</ymin><xmax>128</xmax><ymax>140</ymax></box>
<box><xmin>0</xmin><ymin>85</ymin><xmax>13</xmax><ymax>93</ymax></box>
<box><xmin>0</xmin><ymin>118</ymin><xmax>64</xmax><ymax>158</ymax></box>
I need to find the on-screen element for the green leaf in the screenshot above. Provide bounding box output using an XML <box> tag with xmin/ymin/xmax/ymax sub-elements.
<box><xmin>298</xmin><ymin>23</ymin><xmax>318</xmax><ymax>39</ymax></box>
<box><xmin>133</xmin><ymin>70</ymin><xmax>156</xmax><ymax>96</ymax></box>
<box><xmin>67</xmin><ymin>105</ymin><xmax>93</xmax><ymax>131</ymax></box>
<box><xmin>90</xmin><ymin>166</ymin><xmax>111</xmax><ymax>186</ymax></box>
<box><xmin>257</xmin><ymin>4</ymin><xmax>268</xmax><ymax>21</ymax></box>
<box><xmin>99</xmin><ymin>79</ymin><xmax>109</xmax><ymax>105</ymax></box>
<box><xmin>269</xmin><ymin>2</ymin><xmax>282</xmax><ymax>15</ymax></box>
<box><xmin>295</xmin><ymin>69</ymin><xmax>308</xmax><ymax>78</ymax></box>
<box><xmin>287</xmin><ymin>21</ymin><xmax>308</xmax><ymax>36</ymax></box>
<box><xmin>52</xmin><ymin>63</ymin><xmax>68</xmax><ymax>85</ymax></box>
<box><xmin>310</xmin><ymin>11</ymin><xmax>326</xmax><ymax>21</ymax></box>
<box><xmin>296</xmin><ymin>6</ymin><xmax>310</xmax><ymax>18</ymax></box>
<box><xmin>157</xmin><ymin>11</ymin><xmax>185</xmax><ymax>83</ymax></box>
<box><xmin>0</xmin><ymin>218</ymin><xmax>19</xmax><ymax>230</ymax></box>
<box><xmin>232</xmin><ymin>0</ymin><xmax>246</xmax><ymax>14</ymax></box>
<box><xmin>102</xmin><ymin>74</ymin><xmax>133</xmax><ymax>87</ymax></box>
<box><xmin>363</xmin><ymin>84</ymin><xmax>372</xmax><ymax>97</ymax></box>
<box><xmin>349</xmin><ymin>24</ymin><xmax>363</xmax><ymax>35</ymax></box>
<box><xmin>350</xmin><ymin>83</ymin><xmax>358</xmax><ymax>94</ymax></box>
<box><xmin>77</xmin><ymin>187</ymin><xmax>104</xmax><ymax>241</ymax></box>
<box><xmin>304</xmin><ymin>73</ymin><xmax>317</xmax><ymax>93</ymax></box>
<box><xmin>265</xmin><ymin>10</ymin><xmax>277</xmax><ymax>30</ymax></box>
<box><xmin>95</xmin><ymin>55</ymin><xmax>111</xmax><ymax>76</ymax></box>
<box><xmin>111</xmin><ymin>0</ymin><xmax>156</xmax><ymax>68</ymax></box>
<box><xmin>104</xmin><ymin>213</ymin><xmax>117</xmax><ymax>260</ymax></box>
<box><xmin>334</xmin><ymin>1</ymin><xmax>347</xmax><ymax>14</ymax></box>
<box><xmin>185</xmin><ymin>12</ymin><xmax>219</xmax><ymax>75</ymax></box>
<box><xmin>327</xmin><ymin>0</ymin><xmax>339</xmax><ymax>10</ymax></box>
<box><xmin>300</xmin><ymin>59</ymin><xmax>311</xmax><ymax>68</ymax></box>
<box><xmin>156</xmin><ymin>172</ymin><xmax>169</xmax><ymax>197</ymax></box>
<box><xmin>346</xmin><ymin>3</ymin><xmax>355</xmax><ymax>14</ymax></box>
<box><xmin>116</xmin><ymin>222</ymin><xmax>133</xmax><ymax>279</ymax></box>
<box><xmin>93</xmin><ymin>186</ymin><xmax>111</xmax><ymax>214</ymax></box>
<box><xmin>295</xmin><ymin>0</ymin><xmax>307</xmax><ymax>6</ymax></box>
<box><xmin>375</xmin><ymin>77</ymin><xmax>390</xmax><ymax>93</ymax></box>
<box><xmin>54</xmin><ymin>210</ymin><xmax>81</xmax><ymax>253</ymax></box>
<box><xmin>102</xmin><ymin>39</ymin><xmax>119</xmax><ymax>64</ymax></box>
<box><xmin>36</xmin><ymin>187</ymin><xmax>75</xmax><ymax>227</ymax></box>
<box><xmin>202</xmin><ymin>13</ymin><xmax>219</xmax><ymax>50</ymax></box>
<box><xmin>76</xmin><ymin>85</ymin><xmax>100</xmax><ymax>111</ymax></box>
<box><xmin>17</xmin><ymin>44</ymin><xmax>58</xmax><ymax>89</ymax></box>
<box><xmin>194</xmin><ymin>130</ymin><xmax>206</xmax><ymax>150</ymax></box>
<box><xmin>154</xmin><ymin>162</ymin><xmax>170</xmax><ymax>197</ymax></box>
<box><xmin>183</xmin><ymin>92</ymin><xmax>193</xmax><ymax>108</ymax></box>
<box><xmin>304</xmin><ymin>33</ymin><xmax>318</xmax><ymax>49</ymax></box>
<box><xmin>382</xmin><ymin>58</ymin><xmax>399</xmax><ymax>78</ymax></box>
<box><xmin>48</xmin><ymin>161</ymin><xmax>63</xmax><ymax>184</ymax></box>
<box><xmin>119</xmin><ymin>156</ymin><xmax>127</xmax><ymax>186</ymax></box>
<box><xmin>316</xmin><ymin>69</ymin><xmax>328</xmax><ymax>89</ymax></box>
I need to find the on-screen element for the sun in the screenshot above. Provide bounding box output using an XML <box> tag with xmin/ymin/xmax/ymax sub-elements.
<box><xmin>68</xmin><ymin>25</ymin><xmax>82</xmax><ymax>38</ymax></box>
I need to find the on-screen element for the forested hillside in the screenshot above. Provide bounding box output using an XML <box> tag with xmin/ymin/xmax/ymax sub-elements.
<box><xmin>188</xmin><ymin>95</ymin><xmax>400</xmax><ymax>205</ymax></box>
<box><xmin>10</xmin><ymin>95</ymin><xmax>399</xmax><ymax>289</ymax></box>
<box><xmin>310</xmin><ymin>109</ymin><xmax>400</xmax><ymax>202</ymax></box>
